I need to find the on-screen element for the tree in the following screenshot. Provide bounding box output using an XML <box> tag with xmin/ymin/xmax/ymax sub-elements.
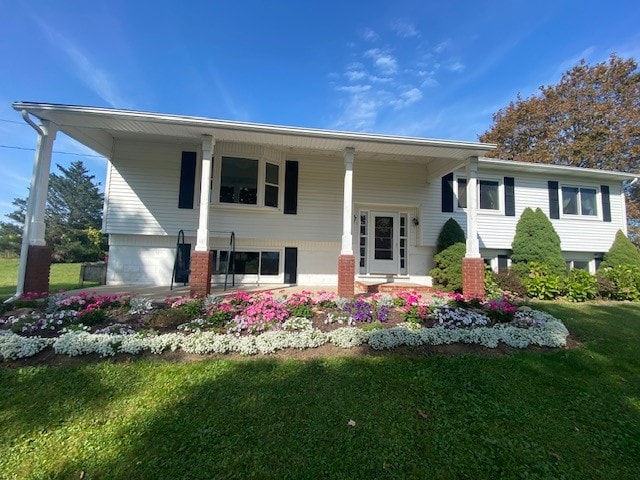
<box><xmin>511</xmin><ymin>207</ymin><xmax>566</xmax><ymax>277</ymax></box>
<box><xmin>429</xmin><ymin>242</ymin><xmax>466</xmax><ymax>292</ymax></box>
<box><xmin>0</xmin><ymin>161</ymin><xmax>106</xmax><ymax>262</ymax></box>
<box><xmin>599</xmin><ymin>229</ymin><xmax>640</xmax><ymax>270</ymax></box>
<box><xmin>479</xmin><ymin>54</ymin><xmax>640</xmax><ymax>240</ymax></box>
<box><xmin>436</xmin><ymin>218</ymin><xmax>466</xmax><ymax>253</ymax></box>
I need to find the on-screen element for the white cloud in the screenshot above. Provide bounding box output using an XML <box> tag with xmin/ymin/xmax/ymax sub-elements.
<box><xmin>447</xmin><ymin>61</ymin><xmax>466</xmax><ymax>73</ymax></box>
<box><xmin>434</xmin><ymin>40</ymin><xmax>451</xmax><ymax>53</ymax></box>
<box><xmin>36</xmin><ymin>20</ymin><xmax>131</xmax><ymax>108</ymax></box>
<box><xmin>345</xmin><ymin>70</ymin><xmax>367</xmax><ymax>81</ymax></box>
<box><xmin>335</xmin><ymin>85</ymin><xmax>372</xmax><ymax>93</ymax></box>
<box><xmin>365</xmin><ymin>49</ymin><xmax>398</xmax><ymax>75</ymax></box>
<box><xmin>392</xmin><ymin>87</ymin><xmax>423</xmax><ymax>109</ymax></box>
<box><xmin>361</xmin><ymin>28</ymin><xmax>379</xmax><ymax>42</ymax></box>
<box><xmin>391</xmin><ymin>21</ymin><xmax>419</xmax><ymax>38</ymax></box>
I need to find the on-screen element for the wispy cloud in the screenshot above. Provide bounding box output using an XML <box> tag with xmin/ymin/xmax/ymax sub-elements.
<box><xmin>361</xmin><ymin>28</ymin><xmax>379</xmax><ymax>42</ymax></box>
<box><xmin>35</xmin><ymin>20</ymin><xmax>131</xmax><ymax>108</ymax></box>
<box><xmin>446</xmin><ymin>61</ymin><xmax>466</xmax><ymax>72</ymax></box>
<box><xmin>365</xmin><ymin>48</ymin><xmax>398</xmax><ymax>75</ymax></box>
<box><xmin>392</xmin><ymin>88</ymin><xmax>423</xmax><ymax>109</ymax></box>
<box><xmin>391</xmin><ymin>20</ymin><xmax>419</xmax><ymax>38</ymax></box>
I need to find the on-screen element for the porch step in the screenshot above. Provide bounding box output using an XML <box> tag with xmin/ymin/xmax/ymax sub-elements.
<box><xmin>356</xmin><ymin>280</ymin><xmax>435</xmax><ymax>295</ymax></box>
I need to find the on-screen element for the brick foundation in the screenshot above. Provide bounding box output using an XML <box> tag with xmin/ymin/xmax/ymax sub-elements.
<box><xmin>24</xmin><ymin>245</ymin><xmax>52</xmax><ymax>295</ymax></box>
<box><xmin>189</xmin><ymin>250</ymin><xmax>213</xmax><ymax>297</ymax></box>
<box><xmin>337</xmin><ymin>254</ymin><xmax>356</xmax><ymax>298</ymax></box>
<box><xmin>462</xmin><ymin>257</ymin><xmax>485</xmax><ymax>299</ymax></box>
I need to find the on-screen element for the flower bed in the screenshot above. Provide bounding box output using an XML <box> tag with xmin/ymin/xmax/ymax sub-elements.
<box><xmin>0</xmin><ymin>289</ymin><xmax>569</xmax><ymax>361</ymax></box>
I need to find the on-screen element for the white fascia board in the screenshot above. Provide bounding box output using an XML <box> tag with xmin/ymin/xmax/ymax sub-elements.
<box><xmin>478</xmin><ymin>157</ymin><xmax>638</xmax><ymax>182</ymax></box>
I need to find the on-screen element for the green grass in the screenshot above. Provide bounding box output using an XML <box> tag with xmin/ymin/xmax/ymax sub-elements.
<box><xmin>0</xmin><ymin>258</ymin><xmax>98</xmax><ymax>298</ymax></box>
<box><xmin>1</xmin><ymin>302</ymin><xmax>639</xmax><ymax>479</ymax></box>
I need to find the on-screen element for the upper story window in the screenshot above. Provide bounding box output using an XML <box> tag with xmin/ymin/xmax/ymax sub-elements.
<box><xmin>561</xmin><ymin>186</ymin><xmax>597</xmax><ymax>216</ymax></box>
<box><xmin>214</xmin><ymin>155</ymin><xmax>281</xmax><ymax>208</ymax></box>
<box><xmin>479</xmin><ymin>179</ymin><xmax>500</xmax><ymax>210</ymax></box>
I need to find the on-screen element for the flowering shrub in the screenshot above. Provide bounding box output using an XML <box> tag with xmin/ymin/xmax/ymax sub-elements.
<box><xmin>56</xmin><ymin>292</ymin><xmax>130</xmax><ymax>318</ymax></box>
<box><xmin>342</xmin><ymin>298</ymin><xmax>376</xmax><ymax>323</ymax></box>
<box><xmin>483</xmin><ymin>296</ymin><xmax>519</xmax><ymax>323</ymax></box>
<box><xmin>312</xmin><ymin>291</ymin><xmax>337</xmax><ymax>308</ymax></box>
<box><xmin>404</xmin><ymin>304</ymin><xmax>430</xmax><ymax>324</ymax></box>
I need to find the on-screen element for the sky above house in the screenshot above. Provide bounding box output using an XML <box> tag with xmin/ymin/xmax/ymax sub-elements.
<box><xmin>0</xmin><ymin>0</ymin><xmax>639</xmax><ymax>221</ymax></box>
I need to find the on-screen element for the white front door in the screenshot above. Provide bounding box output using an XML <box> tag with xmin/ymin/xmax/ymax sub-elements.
<box><xmin>368</xmin><ymin>212</ymin><xmax>399</xmax><ymax>274</ymax></box>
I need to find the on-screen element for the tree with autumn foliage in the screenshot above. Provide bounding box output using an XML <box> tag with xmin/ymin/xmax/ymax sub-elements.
<box><xmin>480</xmin><ymin>54</ymin><xmax>640</xmax><ymax>240</ymax></box>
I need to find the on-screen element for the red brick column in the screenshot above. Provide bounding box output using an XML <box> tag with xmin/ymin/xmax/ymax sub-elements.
<box><xmin>189</xmin><ymin>250</ymin><xmax>213</xmax><ymax>297</ymax></box>
<box><xmin>462</xmin><ymin>257</ymin><xmax>485</xmax><ymax>299</ymax></box>
<box><xmin>338</xmin><ymin>254</ymin><xmax>355</xmax><ymax>298</ymax></box>
<box><xmin>24</xmin><ymin>245</ymin><xmax>52</xmax><ymax>295</ymax></box>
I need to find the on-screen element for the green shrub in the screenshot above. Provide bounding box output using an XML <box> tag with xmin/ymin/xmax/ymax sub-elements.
<box><xmin>484</xmin><ymin>267</ymin><xmax>502</xmax><ymax>298</ymax></box>
<box><xmin>79</xmin><ymin>308</ymin><xmax>107</xmax><ymax>326</ymax></box>
<box><xmin>436</xmin><ymin>218</ymin><xmax>466</xmax><ymax>254</ymax></box>
<box><xmin>599</xmin><ymin>230</ymin><xmax>640</xmax><ymax>270</ymax></box>
<box><xmin>511</xmin><ymin>207</ymin><xmax>565</xmax><ymax>277</ymax></box>
<box><xmin>525</xmin><ymin>262</ymin><xmax>562</xmax><ymax>300</ymax></box>
<box><xmin>180</xmin><ymin>298</ymin><xmax>205</xmax><ymax>318</ymax></box>
<box><xmin>562</xmin><ymin>269</ymin><xmax>597</xmax><ymax>302</ymax></box>
<box><xmin>430</xmin><ymin>242</ymin><xmax>466</xmax><ymax>292</ymax></box>
<box><xmin>494</xmin><ymin>270</ymin><xmax>527</xmax><ymax>298</ymax></box>
<box><xmin>598</xmin><ymin>265</ymin><xmax>640</xmax><ymax>301</ymax></box>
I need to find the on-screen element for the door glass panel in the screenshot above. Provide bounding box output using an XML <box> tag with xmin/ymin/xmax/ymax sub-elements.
<box><xmin>374</xmin><ymin>216</ymin><xmax>394</xmax><ymax>260</ymax></box>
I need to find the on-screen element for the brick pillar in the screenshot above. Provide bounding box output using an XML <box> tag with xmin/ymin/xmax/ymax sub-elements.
<box><xmin>24</xmin><ymin>245</ymin><xmax>52</xmax><ymax>295</ymax></box>
<box><xmin>462</xmin><ymin>257</ymin><xmax>485</xmax><ymax>299</ymax></box>
<box><xmin>338</xmin><ymin>254</ymin><xmax>355</xmax><ymax>298</ymax></box>
<box><xmin>189</xmin><ymin>250</ymin><xmax>213</xmax><ymax>297</ymax></box>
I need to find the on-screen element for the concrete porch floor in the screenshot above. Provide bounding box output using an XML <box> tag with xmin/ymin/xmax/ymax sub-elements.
<box><xmin>66</xmin><ymin>283</ymin><xmax>338</xmax><ymax>302</ymax></box>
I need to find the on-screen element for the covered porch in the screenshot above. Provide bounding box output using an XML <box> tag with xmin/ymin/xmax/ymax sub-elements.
<box><xmin>11</xmin><ymin>102</ymin><xmax>495</xmax><ymax>301</ymax></box>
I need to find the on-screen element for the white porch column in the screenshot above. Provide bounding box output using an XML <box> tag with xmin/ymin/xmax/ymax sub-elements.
<box><xmin>28</xmin><ymin>120</ymin><xmax>57</xmax><ymax>246</ymax></box>
<box><xmin>465</xmin><ymin>157</ymin><xmax>481</xmax><ymax>258</ymax></box>
<box><xmin>195</xmin><ymin>135</ymin><xmax>215</xmax><ymax>251</ymax></box>
<box><xmin>341</xmin><ymin>147</ymin><xmax>355</xmax><ymax>255</ymax></box>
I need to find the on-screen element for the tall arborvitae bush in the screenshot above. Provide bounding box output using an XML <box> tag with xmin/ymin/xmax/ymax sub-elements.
<box><xmin>511</xmin><ymin>207</ymin><xmax>566</xmax><ymax>276</ymax></box>
<box><xmin>430</xmin><ymin>242</ymin><xmax>466</xmax><ymax>292</ymax></box>
<box><xmin>436</xmin><ymin>218</ymin><xmax>466</xmax><ymax>253</ymax></box>
<box><xmin>598</xmin><ymin>230</ymin><xmax>640</xmax><ymax>270</ymax></box>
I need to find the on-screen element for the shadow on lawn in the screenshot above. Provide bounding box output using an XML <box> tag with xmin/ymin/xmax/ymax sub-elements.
<box><xmin>32</xmin><ymin>350</ymin><xmax>640</xmax><ymax>480</ymax></box>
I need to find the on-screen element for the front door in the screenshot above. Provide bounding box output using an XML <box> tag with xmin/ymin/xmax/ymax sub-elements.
<box><xmin>369</xmin><ymin>212</ymin><xmax>399</xmax><ymax>274</ymax></box>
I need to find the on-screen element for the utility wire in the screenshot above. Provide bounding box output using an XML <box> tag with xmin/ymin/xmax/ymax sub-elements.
<box><xmin>0</xmin><ymin>144</ymin><xmax>105</xmax><ymax>158</ymax></box>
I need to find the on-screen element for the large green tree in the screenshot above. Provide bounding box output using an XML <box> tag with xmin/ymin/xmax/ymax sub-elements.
<box><xmin>0</xmin><ymin>161</ymin><xmax>106</xmax><ymax>262</ymax></box>
<box><xmin>479</xmin><ymin>54</ymin><xmax>640</xmax><ymax>240</ymax></box>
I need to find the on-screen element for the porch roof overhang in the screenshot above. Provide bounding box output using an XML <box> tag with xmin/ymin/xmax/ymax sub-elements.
<box><xmin>13</xmin><ymin>102</ymin><xmax>495</xmax><ymax>165</ymax></box>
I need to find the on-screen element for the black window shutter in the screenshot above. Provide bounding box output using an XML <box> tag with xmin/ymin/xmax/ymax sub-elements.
<box><xmin>284</xmin><ymin>160</ymin><xmax>299</xmax><ymax>214</ymax></box>
<box><xmin>601</xmin><ymin>185</ymin><xmax>611</xmax><ymax>222</ymax></box>
<box><xmin>442</xmin><ymin>173</ymin><xmax>454</xmax><ymax>212</ymax></box>
<box><xmin>548</xmin><ymin>181</ymin><xmax>559</xmax><ymax>219</ymax></box>
<box><xmin>178</xmin><ymin>151</ymin><xmax>197</xmax><ymax>209</ymax></box>
<box><xmin>504</xmin><ymin>176</ymin><xmax>515</xmax><ymax>216</ymax></box>
<box><xmin>284</xmin><ymin>247</ymin><xmax>298</xmax><ymax>284</ymax></box>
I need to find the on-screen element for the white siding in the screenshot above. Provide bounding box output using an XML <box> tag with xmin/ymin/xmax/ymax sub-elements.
<box><xmin>421</xmin><ymin>167</ymin><xmax>626</xmax><ymax>254</ymax></box>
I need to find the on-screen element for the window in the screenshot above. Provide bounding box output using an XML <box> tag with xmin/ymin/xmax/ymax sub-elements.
<box><xmin>561</xmin><ymin>186</ymin><xmax>597</xmax><ymax>216</ymax></box>
<box><xmin>457</xmin><ymin>178</ymin><xmax>467</xmax><ymax>209</ymax></box>
<box><xmin>220</xmin><ymin>157</ymin><xmax>258</xmax><ymax>205</ymax></box>
<box><xmin>479</xmin><ymin>180</ymin><xmax>500</xmax><ymax>210</ymax></box>
<box><xmin>213</xmin><ymin>250</ymin><xmax>280</xmax><ymax>276</ymax></box>
<box><xmin>215</xmin><ymin>156</ymin><xmax>281</xmax><ymax>208</ymax></box>
<box><xmin>265</xmin><ymin>163</ymin><xmax>279</xmax><ymax>207</ymax></box>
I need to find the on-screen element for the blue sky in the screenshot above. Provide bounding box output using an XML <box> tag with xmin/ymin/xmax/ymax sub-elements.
<box><xmin>0</xmin><ymin>0</ymin><xmax>639</xmax><ymax>221</ymax></box>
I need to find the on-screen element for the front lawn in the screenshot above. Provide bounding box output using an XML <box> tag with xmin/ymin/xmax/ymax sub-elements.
<box><xmin>0</xmin><ymin>258</ymin><xmax>98</xmax><ymax>298</ymax></box>
<box><xmin>1</xmin><ymin>301</ymin><xmax>639</xmax><ymax>479</ymax></box>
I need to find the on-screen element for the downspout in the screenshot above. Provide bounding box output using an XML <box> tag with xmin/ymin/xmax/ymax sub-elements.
<box><xmin>3</xmin><ymin>111</ymin><xmax>47</xmax><ymax>303</ymax></box>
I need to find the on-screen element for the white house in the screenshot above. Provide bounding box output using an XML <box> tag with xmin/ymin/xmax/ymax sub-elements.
<box><xmin>11</xmin><ymin>102</ymin><xmax>637</xmax><ymax>298</ymax></box>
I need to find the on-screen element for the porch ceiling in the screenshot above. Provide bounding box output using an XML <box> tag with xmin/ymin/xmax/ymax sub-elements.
<box><xmin>13</xmin><ymin>102</ymin><xmax>495</xmax><ymax>163</ymax></box>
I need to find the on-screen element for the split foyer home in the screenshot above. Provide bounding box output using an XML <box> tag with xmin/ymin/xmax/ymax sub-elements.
<box><xmin>11</xmin><ymin>102</ymin><xmax>637</xmax><ymax>299</ymax></box>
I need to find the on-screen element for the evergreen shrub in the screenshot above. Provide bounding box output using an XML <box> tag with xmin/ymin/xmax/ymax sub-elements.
<box><xmin>511</xmin><ymin>208</ymin><xmax>565</xmax><ymax>277</ymax></box>
<box><xmin>599</xmin><ymin>230</ymin><xmax>640</xmax><ymax>270</ymax></box>
<box><xmin>430</xmin><ymin>242</ymin><xmax>466</xmax><ymax>292</ymax></box>
<box><xmin>436</xmin><ymin>218</ymin><xmax>466</xmax><ymax>254</ymax></box>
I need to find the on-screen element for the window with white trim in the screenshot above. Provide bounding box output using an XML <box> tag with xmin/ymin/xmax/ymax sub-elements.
<box><xmin>561</xmin><ymin>186</ymin><xmax>597</xmax><ymax>217</ymax></box>
<box><xmin>213</xmin><ymin>250</ymin><xmax>280</xmax><ymax>276</ymax></box>
<box><xmin>213</xmin><ymin>156</ymin><xmax>281</xmax><ymax>208</ymax></box>
<box><xmin>479</xmin><ymin>179</ymin><xmax>500</xmax><ymax>211</ymax></box>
